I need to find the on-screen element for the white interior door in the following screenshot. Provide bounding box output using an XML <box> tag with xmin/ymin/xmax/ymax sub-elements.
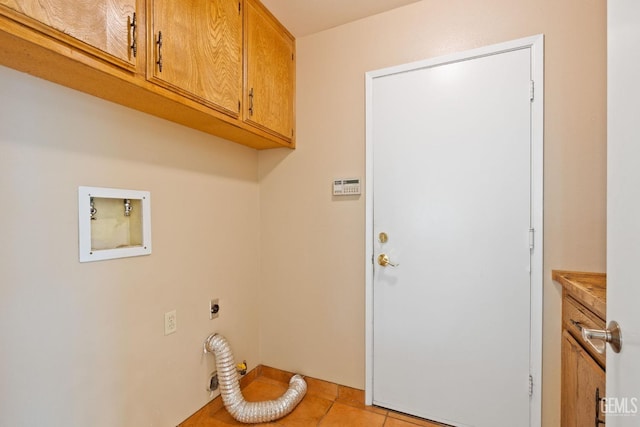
<box><xmin>366</xmin><ymin>37</ymin><xmax>543</xmax><ymax>427</ymax></box>
<box><xmin>606</xmin><ymin>1</ymin><xmax>640</xmax><ymax>424</ymax></box>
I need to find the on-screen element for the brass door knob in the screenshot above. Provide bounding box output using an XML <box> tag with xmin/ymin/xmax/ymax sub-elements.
<box><xmin>377</xmin><ymin>253</ymin><xmax>398</xmax><ymax>267</ymax></box>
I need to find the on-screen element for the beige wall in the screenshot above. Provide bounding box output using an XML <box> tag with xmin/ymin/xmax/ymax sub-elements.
<box><xmin>0</xmin><ymin>1</ymin><xmax>606</xmax><ymax>425</ymax></box>
<box><xmin>259</xmin><ymin>1</ymin><xmax>607</xmax><ymax>426</ymax></box>
<box><xmin>0</xmin><ymin>65</ymin><xmax>261</xmax><ymax>426</ymax></box>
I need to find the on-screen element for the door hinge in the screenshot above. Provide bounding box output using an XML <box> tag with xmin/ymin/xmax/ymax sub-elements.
<box><xmin>529</xmin><ymin>375</ymin><xmax>533</xmax><ymax>396</ymax></box>
<box><xmin>529</xmin><ymin>80</ymin><xmax>535</xmax><ymax>102</ymax></box>
<box><xmin>529</xmin><ymin>228</ymin><xmax>535</xmax><ymax>250</ymax></box>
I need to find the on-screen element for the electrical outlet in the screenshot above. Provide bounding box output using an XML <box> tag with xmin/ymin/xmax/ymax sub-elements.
<box><xmin>210</xmin><ymin>298</ymin><xmax>220</xmax><ymax>320</ymax></box>
<box><xmin>164</xmin><ymin>310</ymin><xmax>177</xmax><ymax>335</ymax></box>
<box><xmin>207</xmin><ymin>372</ymin><xmax>219</xmax><ymax>391</ymax></box>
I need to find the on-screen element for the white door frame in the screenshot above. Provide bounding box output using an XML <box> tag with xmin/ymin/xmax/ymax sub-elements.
<box><xmin>364</xmin><ymin>34</ymin><xmax>544</xmax><ymax>426</ymax></box>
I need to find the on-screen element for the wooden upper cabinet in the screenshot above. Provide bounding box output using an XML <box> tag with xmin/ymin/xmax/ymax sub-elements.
<box><xmin>149</xmin><ymin>0</ymin><xmax>242</xmax><ymax>117</ymax></box>
<box><xmin>0</xmin><ymin>0</ymin><xmax>137</xmax><ymax>70</ymax></box>
<box><xmin>244</xmin><ymin>0</ymin><xmax>295</xmax><ymax>143</ymax></box>
<box><xmin>0</xmin><ymin>0</ymin><xmax>295</xmax><ymax>149</ymax></box>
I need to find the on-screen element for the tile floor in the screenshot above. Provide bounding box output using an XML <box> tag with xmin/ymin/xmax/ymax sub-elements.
<box><xmin>180</xmin><ymin>366</ymin><xmax>447</xmax><ymax>427</ymax></box>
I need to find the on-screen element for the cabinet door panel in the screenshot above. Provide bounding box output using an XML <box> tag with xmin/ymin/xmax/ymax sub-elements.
<box><xmin>150</xmin><ymin>0</ymin><xmax>242</xmax><ymax>117</ymax></box>
<box><xmin>562</xmin><ymin>331</ymin><xmax>606</xmax><ymax>427</ymax></box>
<box><xmin>562</xmin><ymin>332</ymin><xmax>579</xmax><ymax>427</ymax></box>
<box><xmin>0</xmin><ymin>0</ymin><xmax>136</xmax><ymax>67</ymax></box>
<box><xmin>244</xmin><ymin>0</ymin><xmax>294</xmax><ymax>141</ymax></box>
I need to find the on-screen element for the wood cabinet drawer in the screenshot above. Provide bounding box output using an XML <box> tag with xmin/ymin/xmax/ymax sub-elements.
<box><xmin>563</xmin><ymin>295</ymin><xmax>606</xmax><ymax>368</ymax></box>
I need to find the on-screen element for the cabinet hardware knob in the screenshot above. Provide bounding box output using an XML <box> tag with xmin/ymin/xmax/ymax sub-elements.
<box><xmin>248</xmin><ymin>87</ymin><xmax>254</xmax><ymax>116</ymax></box>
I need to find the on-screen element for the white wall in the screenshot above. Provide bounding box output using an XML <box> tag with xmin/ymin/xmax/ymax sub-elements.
<box><xmin>259</xmin><ymin>1</ymin><xmax>607</xmax><ymax>426</ymax></box>
<box><xmin>0</xmin><ymin>65</ymin><xmax>261</xmax><ymax>427</ymax></box>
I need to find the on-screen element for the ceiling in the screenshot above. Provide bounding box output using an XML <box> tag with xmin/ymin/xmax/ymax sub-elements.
<box><xmin>260</xmin><ymin>0</ymin><xmax>422</xmax><ymax>37</ymax></box>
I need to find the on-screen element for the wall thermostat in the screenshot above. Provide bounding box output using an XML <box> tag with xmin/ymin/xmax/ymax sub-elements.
<box><xmin>333</xmin><ymin>178</ymin><xmax>361</xmax><ymax>196</ymax></box>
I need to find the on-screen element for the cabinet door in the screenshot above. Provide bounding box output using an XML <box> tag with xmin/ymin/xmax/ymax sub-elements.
<box><xmin>150</xmin><ymin>0</ymin><xmax>242</xmax><ymax>117</ymax></box>
<box><xmin>562</xmin><ymin>331</ymin><xmax>606</xmax><ymax>427</ymax></box>
<box><xmin>0</xmin><ymin>0</ymin><xmax>137</xmax><ymax>69</ymax></box>
<box><xmin>244</xmin><ymin>0</ymin><xmax>294</xmax><ymax>142</ymax></box>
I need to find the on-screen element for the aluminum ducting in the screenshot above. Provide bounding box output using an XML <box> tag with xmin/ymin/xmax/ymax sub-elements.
<box><xmin>203</xmin><ymin>333</ymin><xmax>307</xmax><ymax>424</ymax></box>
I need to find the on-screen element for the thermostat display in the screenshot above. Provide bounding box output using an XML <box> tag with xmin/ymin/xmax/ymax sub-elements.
<box><xmin>333</xmin><ymin>178</ymin><xmax>361</xmax><ymax>196</ymax></box>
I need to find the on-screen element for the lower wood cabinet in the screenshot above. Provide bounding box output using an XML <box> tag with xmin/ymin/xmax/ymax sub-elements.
<box><xmin>562</xmin><ymin>330</ymin><xmax>606</xmax><ymax>427</ymax></box>
<box><xmin>557</xmin><ymin>271</ymin><xmax>607</xmax><ymax>427</ymax></box>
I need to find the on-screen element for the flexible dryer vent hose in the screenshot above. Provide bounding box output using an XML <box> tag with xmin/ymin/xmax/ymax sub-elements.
<box><xmin>204</xmin><ymin>333</ymin><xmax>307</xmax><ymax>423</ymax></box>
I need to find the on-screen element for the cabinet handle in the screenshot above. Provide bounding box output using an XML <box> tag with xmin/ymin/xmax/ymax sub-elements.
<box><xmin>595</xmin><ymin>388</ymin><xmax>605</xmax><ymax>426</ymax></box>
<box><xmin>248</xmin><ymin>87</ymin><xmax>254</xmax><ymax>116</ymax></box>
<box><xmin>130</xmin><ymin>13</ymin><xmax>138</xmax><ymax>58</ymax></box>
<box><xmin>156</xmin><ymin>31</ymin><xmax>163</xmax><ymax>72</ymax></box>
<box><xmin>570</xmin><ymin>319</ymin><xmax>583</xmax><ymax>332</ymax></box>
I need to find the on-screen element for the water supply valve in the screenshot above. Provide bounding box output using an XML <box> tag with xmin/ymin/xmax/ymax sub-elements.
<box><xmin>236</xmin><ymin>360</ymin><xmax>247</xmax><ymax>376</ymax></box>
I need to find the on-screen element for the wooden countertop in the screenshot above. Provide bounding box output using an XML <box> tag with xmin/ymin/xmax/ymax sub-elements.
<box><xmin>552</xmin><ymin>270</ymin><xmax>606</xmax><ymax>319</ymax></box>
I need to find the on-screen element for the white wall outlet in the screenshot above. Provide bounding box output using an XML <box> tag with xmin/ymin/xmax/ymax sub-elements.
<box><xmin>164</xmin><ymin>310</ymin><xmax>177</xmax><ymax>335</ymax></box>
<box><xmin>209</xmin><ymin>299</ymin><xmax>220</xmax><ymax>320</ymax></box>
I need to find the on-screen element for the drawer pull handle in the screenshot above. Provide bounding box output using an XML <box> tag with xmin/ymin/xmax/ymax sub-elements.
<box><xmin>570</xmin><ymin>319</ymin><xmax>583</xmax><ymax>332</ymax></box>
<box><xmin>582</xmin><ymin>320</ymin><xmax>622</xmax><ymax>354</ymax></box>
